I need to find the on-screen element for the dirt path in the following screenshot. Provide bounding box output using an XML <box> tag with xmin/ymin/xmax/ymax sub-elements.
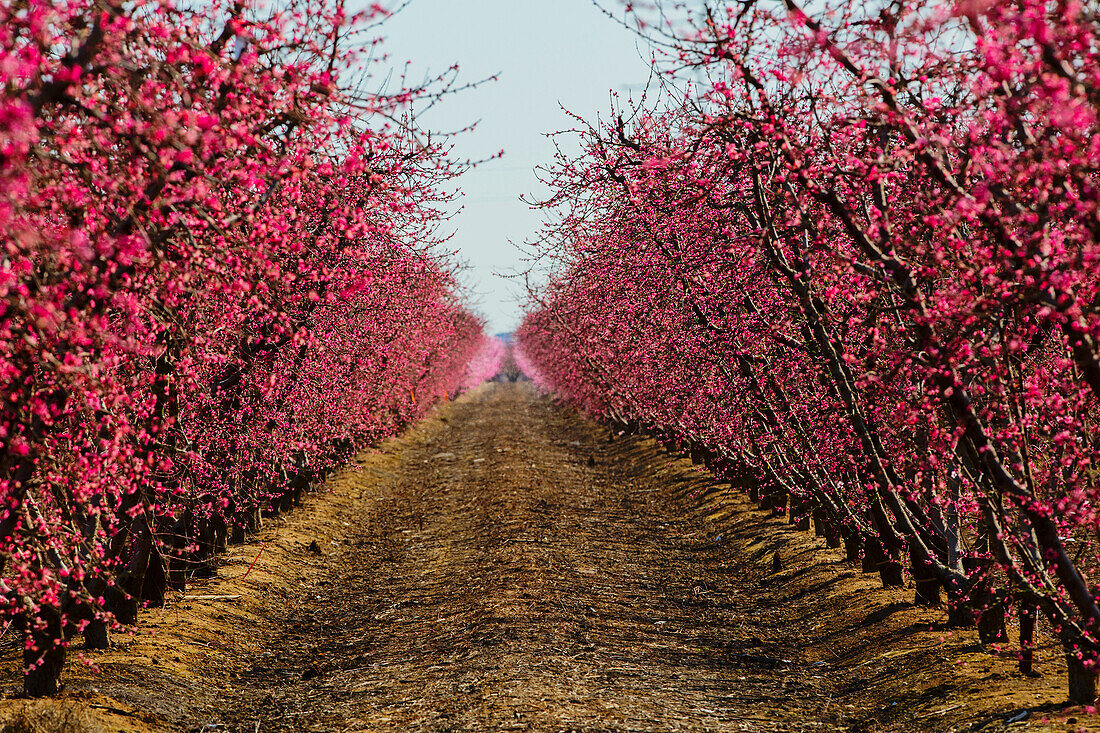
<box><xmin>214</xmin><ymin>382</ymin><xmax>827</xmax><ymax>732</ymax></box>
<box><xmin>2</xmin><ymin>382</ymin><xmax>1098</xmax><ymax>732</ymax></box>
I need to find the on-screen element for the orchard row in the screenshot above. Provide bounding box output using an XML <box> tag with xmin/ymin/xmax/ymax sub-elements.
<box><xmin>0</xmin><ymin>0</ymin><xmax>500</xmax><ymax>695</ymax></box>
<box><xmin>518</xmin><ymin>0</ymin><xmax>1100</xmax><ymax>703</ymax></box>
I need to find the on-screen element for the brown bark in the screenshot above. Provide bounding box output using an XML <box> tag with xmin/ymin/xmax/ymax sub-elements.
<box><xmin>911</xmin><ymin>539</ymin><xmax>942</xmax><ymax>606</ymax></box>
<box><xmin>843</xmin><ymin>528</ymin><xmax>861</xmax><ymax>563</ymax></box>
<box><xmin>1019</xmin><ymin>598</ymin><xmax>1038</xmax><ymax>676</ymax></box>
<box><xmin>1066</xmin><ymin>650</ymin><xmax>1099</xmax><ymax>704</ymax></box>
<box><xmin>23</xmin><ymin>607</ymin><xmax>67</xmax><ymax>698</ymax></box>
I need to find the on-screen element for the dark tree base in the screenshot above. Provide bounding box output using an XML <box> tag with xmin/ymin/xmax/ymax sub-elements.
<box><xmin>1067</xmin><ymin>652</ymin><xmax>1098</xmax><ymax>704</ymax></box>
<box><xmin>83</xmin><ymin>619</ymin><xmax>110</xmax><ymax>650</ymax></box>
<box><xmin>23</xmin><ymin>608</ymin><xmax>66</xmax><ymax>698</ymax></box>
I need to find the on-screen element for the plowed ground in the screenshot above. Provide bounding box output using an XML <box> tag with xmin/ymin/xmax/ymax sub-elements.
<box><xmin>0</xmin><ymin>383</ymin><xmax>1097</xmax><ymax>732</ymax></box>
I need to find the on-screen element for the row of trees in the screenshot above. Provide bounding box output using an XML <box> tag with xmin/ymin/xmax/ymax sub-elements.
<box><xmin>1</xmin><ymin>0</ymin><xmax>497</xmax><ymax>695</ymax></box>
<box><xmin>517</xmin><ymin>0</ymin><xmax>1100</xmax><ymax>703</ymax></box>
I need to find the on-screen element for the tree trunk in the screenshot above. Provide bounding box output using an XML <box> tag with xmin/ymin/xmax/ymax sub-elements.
<box><xmin>764</xmin><ymin>489</ymin><xmax>788</xmax><ymax>516</ymax></box>
<box><xmin>843</xmin><ymin>529</ymin><xmax>861</xmax><ymax>563</ymax></box>
<box><xmin>975</xmin><ymin>588</ymin><xmax>1008</xmax><ymax>645</ymax></box>
<box><xmin>949</xmin><ymin>560</ymin><xmax>979</xmax><ymax>627</ymax></box>
<box><xmin>213</xmin><ymin>515</ymin><xmax>228</xmax><ymax>553</ymax></box>
<box><xmin>81</xmin><ymin>578</ymin><xmax>111</xmax><ymax>649</ymax></box>
<box><xmin>83</xmin><ymin>619</ymin><xmax>109</xmax><ymax>650</ymax></box>
<box><xmin>911</xmin><ymin>540</ymin><xmax>941</xmax><ymax>606</ymax></box>
<box><xmin>1019</xmin><ymin>598</ymin><xmax>1037</xmax><ymax>676</ymax></box>
<box><xmin>947</xmin><ymin>601</ymin><xmax>972</xmax><ymax>628</ymax></box>
<box><xmin>1066</xmin><ymin>648</ymin><xmax>1099</xmax><ymax>704</ymax></box>
<box><xmin>861</xmin><ymin>538</ymin><xmax>879</xmax><ymax>574</ymax></box>
<box><xmin>107</xmin><ymin>584</ymin><xmax>139</xmax><ymax>626</ymax></box>
<box><xmin>166</xmin><ymin>557</ymin><xmax>187</xmax><ymax>591</ymax></box>
<box><xmin>246</xmin><ymin>505</ymin><xmax>262</xmax><ymax>533</ymax></box>
<box><xmin>111</xmin><ymin>521</ymin><xmax>154</xmax><ymax>624</ymax></box>
<box><xmin>166</xmin><ymin>518</ymin><xmax>189</xmax><ymax>591</ymax></box>
<box><xmin>23</xmin><ymin>606</ymin><xmax>66</xmax><ymax>697</ymax></box>
<box><xmin>877</xmin><ymin>557</ymin><xmax>905</xmax><ymax>588</ymax></box>
<box><xmin>962</xmin><ymin>557</ymin><xmax>1007</xmax><ymax>644</ymax></box>
<box><xmin>863</xmin><ymin>537</ymin><xmax>904</xmax><ymax>586</ymax></box>
<box><xmin>816</xmin><ymin>512</ymin><xmax>841</xmax><ymax>549</ymax></box>
<box><xmin>759</xmin><ymin>486</ymin><xmax>774</xmax><ymax>509</ymax></box>
<box><xmin>142</xmin><ymin>544</ymin><xmax>169</xmax><ymax>607</ymax></box>
<box><xmin>792</xmin><ymin>496</ymin><xmax>811</xmax><ymax>530</ymax></box>
<box><xmin>811</xmin><ymin>507</ymin><xmax>824</xmax><ymax>536</ymax></box>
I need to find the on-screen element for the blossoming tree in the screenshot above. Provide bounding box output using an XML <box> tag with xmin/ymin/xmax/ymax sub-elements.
<box><xmin>1</xmin><ymin>0</ymin><xmax>493</xmax><ymax>695</ymax></box>
<box><xmin>518</xmin><ymin>0</ymin><xmax>1100</xmax><ymax>703</ymax></box>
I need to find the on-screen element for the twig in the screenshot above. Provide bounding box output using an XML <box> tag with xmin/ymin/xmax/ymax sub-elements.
<box><xmin>241</xmin><ymin>542</ymin><xmax>267</xmax><ymax>580</ymax></box>
<box><xmin>919</xmin><ymin>703</ymin><xmax>964</xmax><ymax>718</ymax></box>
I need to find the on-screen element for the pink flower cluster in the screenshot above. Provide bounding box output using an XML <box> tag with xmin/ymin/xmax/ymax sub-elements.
<box><xmin>513</xmin><ymin>339</ymin><xmax>549</xmax><ymax>391</ymax></box>
<box><xmin>519</xmin><ymin>0</ymin><xmax>1100</xmax><ymax>702</ymax></box>
<box><xmin>460</xmin><ymin>336</ymin><xmax>506</xmax><ymax>393</ymax></box>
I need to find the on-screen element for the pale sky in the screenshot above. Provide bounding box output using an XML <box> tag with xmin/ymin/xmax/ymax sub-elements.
<box><xmin>372</xmin><ymin>1</ymin><xmax>655</xmax><ymax>334</ymax></box>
